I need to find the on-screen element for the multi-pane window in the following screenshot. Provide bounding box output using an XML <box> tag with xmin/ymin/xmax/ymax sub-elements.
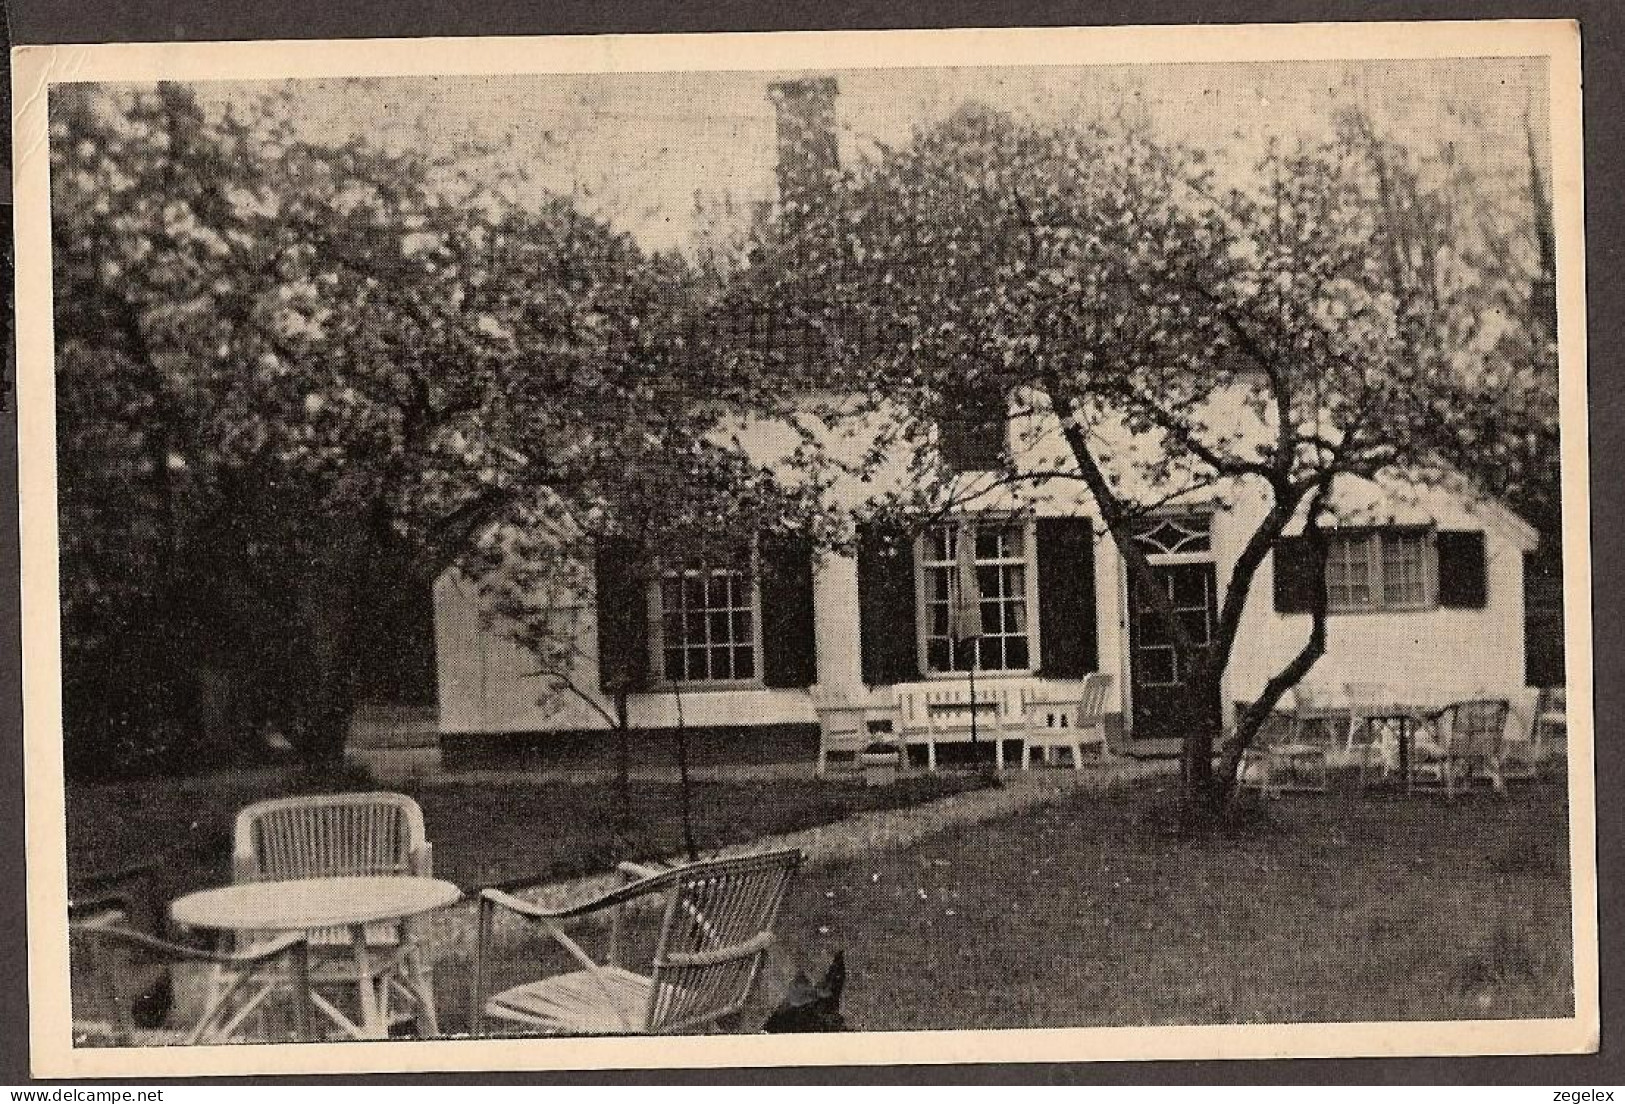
<box><xmin>1326</xmin><ymin>529</ymin><xmax>1435</xmax><ymax>613</ymax></box>
<box><xmin>918</xmin><ymin>521</ymin><xmax>1034</xmax><ymax>674</ymax></box>
<box><xmin>1134</xmin><ymin>565</ymin><xmax>1213</xmax><ymax>686</ymax></box>
<box><xmin>651</xmin><ymin>551</ymin><xmax>760</xmax><ymax>684</ymax></box>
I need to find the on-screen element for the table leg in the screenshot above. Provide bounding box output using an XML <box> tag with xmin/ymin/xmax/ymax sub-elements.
<box><xmin>1399</xmin><ymin>719</ymin><xmax>1411</xmax><ymax>795</ymax></box>
<box><xmin>350</xmin><ymin>922</ymin><xmax>385</xmax><ymax>1040</ymax></box>
<box><xmin>401</xmin><ymin>943</ymin><xmax>440</xmax><ymax>1038</ymax></box>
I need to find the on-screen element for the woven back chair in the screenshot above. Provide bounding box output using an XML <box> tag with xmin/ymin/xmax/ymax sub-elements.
<box><xmin>234</xmin><ymin>792</ymin><xmax>430</xmax><ymax>884</ymax></box>
<box><xmin>474</xmin><ymin>848</ymin><xmax>801</xmax><ymax>1035</ymax></box>
<box><xmin>231</xmin><ymin>792</ymin><xmax>436</xmax><ymax>1034</ymax></box>
<box><xmin>1418</xmin><ymin>698</ymin><xmax>1512</xmax><ymax>797</ymax></box>
<box><xmin>71</xmin><ymin>917</ymin><xmax>311</xmax><ymax>1046</ymax></box>
<box><xmin>1236</xmin><ymin>687</ymin><xmax>1330</xmax><ymax>796</ymax></box>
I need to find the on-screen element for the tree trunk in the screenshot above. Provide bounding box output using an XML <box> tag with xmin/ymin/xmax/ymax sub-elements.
<box><xmin>289</xmin><ymin>527</ymin><xmax>370</xmax><ymax>767</ymax></box>
<box><xmin>1179</xmin><ymin>664</ymin><xmax>1224</xmax><ymax>817</ymax></box>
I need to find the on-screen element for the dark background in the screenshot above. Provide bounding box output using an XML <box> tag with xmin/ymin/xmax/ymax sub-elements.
<box><xmin>2</xmin><ymin>0</ymin><xmax>1619</xmax><ymax>1085</ymax></box>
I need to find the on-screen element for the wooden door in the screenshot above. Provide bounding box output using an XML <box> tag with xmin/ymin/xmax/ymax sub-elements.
<box><xmin>1129</xmin><ymin>562</ymin><xmax>1220</xmax><ymax>742</ymax></box>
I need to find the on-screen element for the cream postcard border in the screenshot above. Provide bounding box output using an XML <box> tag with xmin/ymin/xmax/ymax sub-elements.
<box><xmin>12</xmin><ymin>19</ymin><xmax>1595</xmax><ymax>1078</ymax></box>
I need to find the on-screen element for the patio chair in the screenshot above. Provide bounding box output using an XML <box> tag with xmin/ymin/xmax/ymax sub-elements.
<box><xmin>1411</xmin><ymin>698</ymin><xmax>1511</xmax><ymax>798</ymax></box>
<box><xmin>812</xmin><ymin>687</ymin><xmax>900</xmax><ymax>776</ymax></box>
<box><xmin>1344</xmin><ymin>681</ymin><xmax>1394</xmax><ymax>759</ymax></box>
<box><xmin>233</xmin><ymin>791</ymin><xmax>438</xmax><ymax>1035</ymax></box>
<box><xmin>71</xmin><ymin>914</ymin><xmax>312</xmax><ymax>1046</ymax></box>
<box><xmin>1236</xmin><ymin>688</ymin><xmax>1329</xmax><ymax>797</ymax></box>
<box><xmin>1288</xmin><ymin>683</ymin><xmax>1342</xmax><ymax>746</ymax></box>
<box><xmin>472</xmin><ymin>848</ymin><xmax>801</xmax><ymax>1035</ymax></box>
<box><xmin>1535</xmin><ymin>686</ymin><xmax>1568</xmax><ymax>760</ymax></box>
<box><xmin>1498</xmin><ymin>687</ymin><xmax>1543</xmax><ymax>783</ymax></box>
<box><xmin>1021</xmin><ymin>673</ymin><xmax>1113</xmax><ymax>769</ymax></box>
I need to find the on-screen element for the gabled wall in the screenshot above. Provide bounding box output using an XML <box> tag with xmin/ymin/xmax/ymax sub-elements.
<box><xmin>1219</xmin><ymin>476</ymin><xmax>1533</xmax><ymax>713</ymax></box>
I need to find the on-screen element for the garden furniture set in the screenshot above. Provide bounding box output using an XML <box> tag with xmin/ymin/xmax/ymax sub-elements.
<box><xmin>1235</xmin><ymin>681</ymin><xmax>1562</xmax><ymax>799</ymax></box>
<box><xmin>814</xmin><ymin>672</ymin><xmax>1113</xmax><ymax>776</ymax></box>
<box><xmin>70</xmin><ymin>791</ymin><xmax>803</xmax><ymax>1046</ymax></box>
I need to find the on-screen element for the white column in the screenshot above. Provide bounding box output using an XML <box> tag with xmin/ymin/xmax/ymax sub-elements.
<box><xmin>1093</xmin><ymin>533</ymin><xmax>1129</xmax><ymax>718</ymax></box>
<box><xmin>813</xmin><ymin>551</ymin><xmax>864</xmax><ymax>691</ymax></box>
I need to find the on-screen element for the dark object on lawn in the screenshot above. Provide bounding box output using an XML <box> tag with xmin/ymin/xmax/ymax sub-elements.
<box><xmin>131</xmin><ymin>971</ymin><xmax>174</xmax><ymax>1030</ymax></box>
<box><xmin>763</xmin><ymin>950</ymin><xmax>847</xmax><ymax>1032</ymax></box>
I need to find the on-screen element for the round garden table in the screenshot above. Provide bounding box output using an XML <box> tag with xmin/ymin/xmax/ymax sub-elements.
<box><xmin>172</xmin><ymin>876</ymin><xmax>461</xmax><ymax>1040</ymax></box>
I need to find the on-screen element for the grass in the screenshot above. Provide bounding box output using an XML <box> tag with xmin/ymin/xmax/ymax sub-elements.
<box><xmin>434</xmin><ymin>773</ymin><xmax>1574</xmax><ymax>1035</ymax></box>
<box><xmin>778</xmin><ymin>776</ymin><xmax>1573</xmax><ymax>1028</ymax></box>
<box><xmin>65</xmin><ymin>766</ymin><xmax>993</xmax><ymax>907</ymax></box>
<box><xmin>71</xmin><ymin>759</ymin><xmax>1574</xmax><ymax>1037</ymax></box>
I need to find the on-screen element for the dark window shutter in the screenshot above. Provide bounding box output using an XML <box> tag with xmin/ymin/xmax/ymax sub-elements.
<box><xmin>1036</xmin><ymin>518</ymin><xmax>1097</xmax><ymax>677</ymax></box>
<box><xmin>759</xmin><ymin>535</ymin><xmax>817</xmax><ymax>688</ymax></box>
<box><xmin>1437</xmin><ymin>530</ymin><xmax>1488</xmax><ymax>608</ymax></box>
<box><xmin>594</xmin><ymin>538</ymin><xmax>649</xmax><ymax>691</ymax></box>
<box><xmin>856</xmin><ymin>524</ymin><xmax>920</xmax><ymax>686</ymax></box>
<box><xmin>1273</xmin><ymin>535</ymin><xmax>1321</xmax><ymax>614</ymax></box>
<box><xmin>938</xmin><ymin>386</ymin><xmax>1006</xmax><ymax>472</ymax></box>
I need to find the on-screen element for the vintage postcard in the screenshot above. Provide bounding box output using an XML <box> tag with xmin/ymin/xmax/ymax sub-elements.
<box><xmin>13</xmin><ymin>20</ymin><xmax>1594</xmax><ymax>1077</ymax></box>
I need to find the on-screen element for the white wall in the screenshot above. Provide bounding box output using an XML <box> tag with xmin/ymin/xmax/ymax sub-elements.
<box><xmin>1219</xmin><ymin>478</ymin><xmax>1532</xmax><ymax>713</ymax></box>
<box><xmin>435</xmin><ymin>521</ymin><xmax>1130</xmax><ymax>735</ymax></box>
<box><xmin>435</xmin><ymin>568</ymin><xmax>822</xmax><ymax>733</ymax></box>
<box><xmin>434</xmin><ymin>397</ymin><xmax>1533</xmax><ymax>737</ymax></box>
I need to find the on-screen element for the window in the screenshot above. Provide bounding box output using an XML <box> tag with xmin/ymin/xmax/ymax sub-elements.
<box><xmin>1132</xmin><ymin>513</ymin><xmax>1213</xmax><ymax>556</ymax></box>
<box><xmin>649</xmin><ymin>548</ymin><xmax>762</xmax><ymax>684</ymax></box>
<box><xmin>1326</xmin><ymin>529</ymin><xmax>1435</xmax><ymax>613</ymax></box>
<box><xmin>917</xmin><ymin>520</ymin><xmax>1035</xmax><ymax>673</ymax></box>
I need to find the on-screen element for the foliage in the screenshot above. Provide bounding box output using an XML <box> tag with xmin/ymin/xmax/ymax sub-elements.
<box><xmin>746</xmin><ymin>101</ymin><xmax>1557</xmax><ymax>810</ymax></box>
<box><xmin>50</xmin><ymin>82</ymin><xmax>793</xmax><ymax>770</ymax></box>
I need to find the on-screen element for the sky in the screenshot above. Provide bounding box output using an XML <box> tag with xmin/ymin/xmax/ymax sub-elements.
<box><xmin>189</xmin><ymin>57</ymin><xmax>1550</xmax><ymax>254</ymax></box>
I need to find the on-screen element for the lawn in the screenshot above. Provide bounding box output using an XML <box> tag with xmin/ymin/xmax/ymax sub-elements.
<box><xmin>436</xmin><ymin>774</ymin><xmax>1574</xmax><ymax>1034</ymax></box>
<box><xmin>66</xmin><ymin>767</ymin><xmax>992</xmax><ymax>909</ymax></box>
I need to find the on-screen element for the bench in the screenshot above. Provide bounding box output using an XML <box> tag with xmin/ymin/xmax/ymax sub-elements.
<box><xmin>894</xmin><ymin>678</ymin><xmax>1051</xmax><ymax>771</ymax></box>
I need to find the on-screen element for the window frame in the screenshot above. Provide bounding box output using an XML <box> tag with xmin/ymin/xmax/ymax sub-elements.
<box><xmin>913</xmin><ymin>517</ymin><xmax>1041</xmax><ymax>677</ymax></box>
<box><xmin>1324</xmin><ymin>526</ymin><xmax>1439</xmax><ymax>615</ymax></box>
<box><xmin>646</xmin><ymin>543</ymin><xmax>767</xmax><ymax>690</ymax></box>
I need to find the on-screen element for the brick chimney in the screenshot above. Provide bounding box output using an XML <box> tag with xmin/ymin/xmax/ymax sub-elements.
<box><xmin>767</xmin><ymin>77</ymin><xmax>839</xmax><ymax>223</ymax></box>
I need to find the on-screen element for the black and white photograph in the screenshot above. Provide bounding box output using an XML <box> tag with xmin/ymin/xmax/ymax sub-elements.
<box><xmin>14</xmin><ymin>21</ymin><xmax>1594</xmax><ymax>1076</ymax></box>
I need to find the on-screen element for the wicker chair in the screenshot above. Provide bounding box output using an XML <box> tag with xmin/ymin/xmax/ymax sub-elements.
<box><xmin>71</xmin><ymin>915</ymin><xmax>312</xmax><ymax>1046</ymax></box>
<box><xmin>1022</xmin><ymin>673</ymin><xmax>1113</xmax><ymax>769</ymax></box>
<box><xmin>1236</xmin><ymin>688</ymin><xmax>1329</xmax><ymax>797</ymax></box>
<box><xmin>472</xmin><ymin>849</ymin><xmax>801</xmax><ymax>1035</ymax></box>
<box><xmin>233</xmin><ymin>792</ymin><xmax>437</xmax><ymax>1034</ymax></box>
<box><xmin>1412</xmin><ymin>698</ymin><xmax>1511</xmax><ymax>798</ymax></box>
